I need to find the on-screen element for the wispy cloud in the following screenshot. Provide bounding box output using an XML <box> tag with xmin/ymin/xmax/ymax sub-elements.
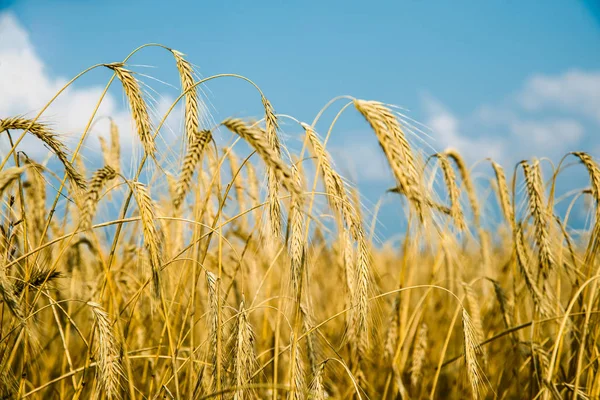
<box><xmin>422</xmin><ymin>70</ymin><xmax>600</xmax><ymax>167</ymax></box>
<box><xmin>519</xmin><ymin>70</ymin><xmax>600</xmax><ymax>123</ymax></box>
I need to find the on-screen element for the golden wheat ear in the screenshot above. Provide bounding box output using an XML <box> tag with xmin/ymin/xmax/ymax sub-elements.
<box><xmin>445</xmin><ymin>149</ymin><xmax>481</xmax><ymax>226</ymax></box>
<box><xmin>99</xmin><ymin>119</ymin><xmax>121</xmax><ymax>174</ymax></box>
<box><xmin>521</xmin><ymin>160</ymin><xmax>554</xmax><ymax>278</ymax></box>
<box><xmin>80</xmin><ymin>165</ymin><xmax>117</xmax><ymax>231</ymax></box>
<box><xmin>0</xmin><ymin>269</ymin><xmax>23</xmax><ymax>320</ymax></box>
<box><xmin>173</xmin><ymin>129</ymin><xmax>212</xmax><ymax>209</ymax></box>
<box><xmin>104</xmin><ymin>63</ymin><xmax>155</xmax><ymax>158</ymax></box>
<box><xmin>262</xmin><ymin>97</ymin><xmax>283</xmax><ymax>240</ymax></box>
<box><xmin>205</xmin><ymin>271</ymin><xmax>222</xmax><ymax>392</ymax></box>
<box><xmin>0</xmin><ymin>166</ymin><xmax>26</xmax><ymax>196</ymax></box>
<box><xmin>229</xmin><ymin>298</ymin><xmax>257</xmax><ymax>399</ymax></box>
<box><xmin>131</xmin><ymin>181</ymin><xmax>164</xmax><ymax>297</ymax></box>
<box><xmin>171</xmin><ymin>50</ymin><xmax>201</xmax><ymax>146</ymax></box>
<box><xmin>462</xmin><ymin>309</ymin><xmax>485</xmax><ymax>399</ymax></box>
<box><xmin>308</xmin><ymin>361</ymin><xmax>327</xmax><ymax>400</ymax></box>
<box><xmin>410</xmin><ymin>322</ymin><xmax>428</xmax><ymax>391</ymax></box>
<box><xmin>436</xmin><ymin>153</ymin><xmax>465</xmax><ymax>230</ymax></box>
<box><xmin>353</xmin><ymin>99</ymin><xmax>426</xmax><ymax>219</ymax></box>
<box><xmin>88</xmin><ymin>302</ymin><xmax>123</xmax><ymax>400</ymax></box>
<box><xmin>0</xmin><ymin>117</ymin><xmax>86</xmax><ymax>190</ymax></box>
<box><xmin>490</xmin><ymin>160</ymin><xmax>514</xmax><ymax>228</ymax></box>
<box><xmin>222</xmin><ymin>117</ymin><xmax>300</xmax><ymax>197</ymax></box>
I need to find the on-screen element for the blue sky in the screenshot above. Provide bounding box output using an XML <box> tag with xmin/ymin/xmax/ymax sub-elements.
<box><xmin>1</xmin><ymin>0</ymin><xmax>600</xmax><ymax>239</ymax></box>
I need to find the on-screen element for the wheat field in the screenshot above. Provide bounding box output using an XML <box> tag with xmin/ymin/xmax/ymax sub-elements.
<box><xmin>0</xmin><ymin>45</ymin><xmax>599</xmax><ymax>399</ymax></box>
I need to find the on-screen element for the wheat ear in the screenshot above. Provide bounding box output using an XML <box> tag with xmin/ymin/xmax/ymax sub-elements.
<box><xmin>462</xmin><ymin>309</ymin><xmax>485</xmax><ymax>399</ymax></box>
<box><xmin>173</xmin><ymin>129</ymin><xmax>212</xmax><ymax>209</ymax></box>
<box><xmin>206</xmin><ymin>271</ymin><xmax>222</xmax><ymax>392</ymax></box>
<box><xmin>289</xmin><ymin>166</ymin><xmax>306</xmax><ymax>294</ymax></box>
<box><xmin>262</xmin><ymin>96</ymin><xmax>283</xmax><ymax>241</ymax></box>
<box><xmin>521</xmin><ymin>161</ymin><xmax>553</xmax><ymax>278</ymax></box>
<box><xmin>104</xmin><ymin>63</ymin><xmax>155</xmax><ymax>157</ymax></box>
<box><xmin>80</xmin><ymin>165</ymin><xmax>117</xmax><ymax>230</ymax></box>
<box><xmin>487</xmin><ymin>278</ymin><xmax>513</xmax><ymax>329</ymax></box>
<box><xmin>171</xmin><ymin>49</ymin><xmax>201</xmax><ymax>145</ymax></box>
<box><xmin>354</xmin><ymin>99</ymin><xmax>425</xmax><ymax>217</ymax></box>
<box><xmin>572</xmin><ymin>152</ymin><xmax>600</xmax><ymax>263</ymax></box>
<box><xmin>88</xmin><ymin>302</ymin><xmax>123</xmax><ymax>400</ymax></box>
<box><xmin>230</xmin><ymin>298</ymin><xmax>256</xmax><ymax>400</ymax></box>
<box><xmin>514</xmin><ymin>225</ymin><xmax>553</xmax><ymax>317</ymax></box>
<box><xmin>288</xmin><ymin>332</ymin><xmax>307</xmax><ymax>400</ymax></box>
<box><xmin>383</xmin><ymin>295</ymin><xmax>400</xmax><ymax>362</ymax></box>
<box><xmin>410</xmin><ymin>322</ymin><xmax>428</xmax><ymax>391</ymax></box>
<box><xmin>463</xmin><ymin>283</ymin><xmax>486</xmax><ymax>363</ymax></box>
<box><xmin>222</xmin><ymin>118</ymin><xmax>299</xmax><ymax>196</ymax></box>
<box><xmin>109</xmin><ymin>119</ymin><xmax>121</xmax><ymax>172</ymax></box>
<box><xmin>446</xmin><ymin>149</ymin><xmax>481</xmax><ymax>225</ymax></box>
<box><xmin>309</xmin><ymin>361</ymin><xmax>327</xmax><ymax>400</ymax></box>
<box><xmin>0</xmin><ymin>117</ymin><xmax>86</xmax><ymax>189</ymax></box>
<box><xmin>0</xmin><ymin>267</ymin><xmax>23</xmax><ymax>319</ymax></box>
<box><xmin>353</xmin><ymin>231</ymin><xmax>371</xmax><ymax>381</ymax></box>
<box><xmin>131</xmin><ymin>182</ymin><xmax>164</xmax><ymax>297</ymax></box>
<box><xmin>0</xmin><ymin>166</ymin><xmax>26</xmax><ymax>196</ymax></box>
<box><xmin>491</xmin><ymin>161</ymin><xmax>514</xmax><ymax>228</ymax></box>
<box><xmin>437</xmin><ymin>153</ymin><xmax>465</xmax><ymax>230</ymax></box>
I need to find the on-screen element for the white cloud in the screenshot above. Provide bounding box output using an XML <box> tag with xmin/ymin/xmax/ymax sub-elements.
<box><xmin>519</xmin><ymin>70</ymin><xmax>600</xmax><ymax>123</ymax></box>
<box><xmin>0</xmin><ymin>12</ymin><xmax>184</xmax><ymax>168</ymax></box>
<box><xmin>422</xmin><ymin>70</ymin><xmax>597</xmax><ymax>167</ymax></box>
<box><xmin>422</xmin><ymin>95</ymin><xmax>506</xmax><ymax>163</ymax></box>
<box><xmin>0</xmin><ymin>13</ymin><xmax>124</xmax><ymax>151</ymax></box>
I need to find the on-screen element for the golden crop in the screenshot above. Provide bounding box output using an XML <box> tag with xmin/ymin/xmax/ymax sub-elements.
<box><xmin>0</xmin><ymin>46</ymin><xmax>598</xmax><ymax>399</ymax></box>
